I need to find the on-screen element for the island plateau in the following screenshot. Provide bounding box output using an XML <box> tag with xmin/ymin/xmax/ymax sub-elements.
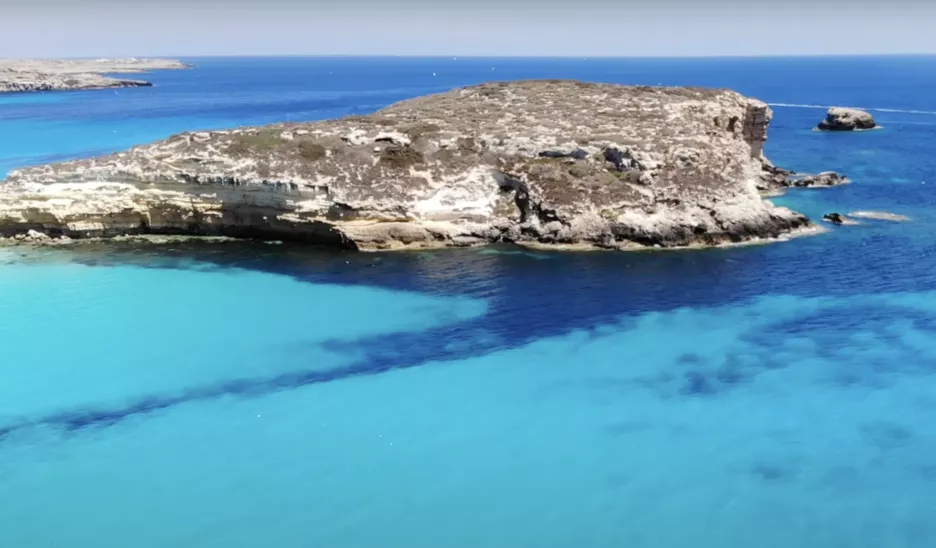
<box><xmin>0</xmin><ymin>79</ymin><xmax>846</xmax><ymax>250</ymax></box>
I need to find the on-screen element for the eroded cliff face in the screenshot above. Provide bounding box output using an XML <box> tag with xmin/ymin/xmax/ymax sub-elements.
<box><xmin>741</xmin><ymin>101</ymin><xmax>771</xmax><ymax>158</ymax></box>
<box><xmin>0</xmin><ymin>80</ymin><xmax>826</xmax><ymax>250</ymax></box>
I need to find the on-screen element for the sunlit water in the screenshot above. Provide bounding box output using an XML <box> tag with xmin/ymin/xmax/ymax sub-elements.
<box><xmin>2</xmin><ymin>57</ymin><xmax>936</xmax><ymax>547</ymax></box>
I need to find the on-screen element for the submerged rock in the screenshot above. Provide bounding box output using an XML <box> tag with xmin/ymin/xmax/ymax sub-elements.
<box><xmin>0</xmin><ymin>80</ymin><xmax>835</xmax><ymax>251</ymax></box>
<box><xmin>817</xmin><ymin>107</ymin><xmax>877</xmax><ymax>131</ymax></box>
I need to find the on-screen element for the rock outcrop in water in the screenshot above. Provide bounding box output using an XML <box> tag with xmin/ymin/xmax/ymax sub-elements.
<box><xmin>817</xmin><ymin>107</ymin><xmax>877</xmax><ymax>131</ymax></box>
<box><xmin>822</xmin><ymin>212</ymin><xmax>861</xmax><ymax>226</ymax></box>
<box><xmin>823</xmin><ymin>213</ymin><xmax>846</xmax><ymax>225</ymax></box>
<box><xmin>0</xmin><ymin>80</ymin><xmax>839</xmax><ymax>251</ymax></box>
<box><xmin>0</xmin><ymin>58</ymin><xmax>191</xmax><ymax>93</ymax></box>
<box><xmin>757</xmin><ymin>165</ymin><xmax>850</xmax><ymax>193</ymax></box>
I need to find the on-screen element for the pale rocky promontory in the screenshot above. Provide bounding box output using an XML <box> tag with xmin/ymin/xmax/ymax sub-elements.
<box><xmin>0</xmin><ymin>58</ymin><xmax>191</xmax><ymax>93</ymax></box>
<box><xmin>0</xmin><ymin>80</ymin><xmax>842</xmax><ymax>251</ymax></box>
<box><xmin>817</xmin><ymin>107</ymin><xmax>877</xmax><ymax>131</ymax></box>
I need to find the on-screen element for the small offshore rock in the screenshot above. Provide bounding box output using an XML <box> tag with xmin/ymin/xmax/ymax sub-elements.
<box><xmin>791</xmin><ymin>171</ymin><xmax>850</xmax><ymax>188</ymax></box>
<box><xmin>817</xmin><ymin>107</ymin><xmax>877</xmax><ymax>131</ymax></box>
<box><xmin>822</xmin><ymin>213</ymin><xmax>860</xmax><ymax>226</ymax></box>
<box><xmin>758</xmin><ymin>163</ymin><xmax>848</xmax><ymax>192</ymax></box>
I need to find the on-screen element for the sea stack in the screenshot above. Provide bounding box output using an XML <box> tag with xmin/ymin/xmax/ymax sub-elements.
<box><xmin>0</xmin><ymin>80</ymin><xmax>842</xmax><ymax>251</ymax></box>
<box><xmin>817</xmin><ymin>107</ymin><xmax>877</xmax><ymax>131</ymax></box>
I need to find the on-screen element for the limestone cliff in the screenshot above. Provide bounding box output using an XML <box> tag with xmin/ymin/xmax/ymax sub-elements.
<box><xmin>0</xmin><ymin>58</ymin><xmax>191</xmax><ymax>93</ymax></box>
<box><xmin>0</xmin><ymin>80</ymin><xmax>835</xmax><ymax>250</ymax></box>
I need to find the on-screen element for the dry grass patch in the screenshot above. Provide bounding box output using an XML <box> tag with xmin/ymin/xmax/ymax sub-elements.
<box><xmin>379</xmin><ymin>145</ymin><xmax>424</xmax><ymax>168</ymax></box>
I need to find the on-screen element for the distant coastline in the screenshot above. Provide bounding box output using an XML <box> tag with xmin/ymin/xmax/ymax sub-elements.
<box><xmin>0</xmin><ymin>58</ymin><xmax>191</xmax><ymax>94</ymax></box>
<box><xmin>119</xmin><ymin>53</ymin><xmax>936</xmax><ymax>60</ymax></box>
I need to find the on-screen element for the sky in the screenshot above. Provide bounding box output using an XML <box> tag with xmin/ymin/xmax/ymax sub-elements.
<box><xmin>4</xmin><ymin>0</ymin><xmax>936</xmax><ymax>58</ymax></box>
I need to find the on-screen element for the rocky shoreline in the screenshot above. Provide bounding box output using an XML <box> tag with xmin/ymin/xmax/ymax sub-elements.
<box><xmin>0</xmin><ymin>80</ymin><xmax>846</xmax><ymax>251</ymax></box>
<box><xmin>0</xmin><ymin>58</ymin><xmax>190</xmax><ymax>93</ymax></box>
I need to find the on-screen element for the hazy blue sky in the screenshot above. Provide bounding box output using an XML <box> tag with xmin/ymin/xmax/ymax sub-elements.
<box><xmin>5</xmin><ymin>0</ymin><xmax>936</xmax><ymax>57</ymax></box>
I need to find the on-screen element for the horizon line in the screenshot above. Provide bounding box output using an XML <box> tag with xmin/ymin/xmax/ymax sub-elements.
<box><xmin>7</xmin><ymin>53</ymin><xmax>936</xmax><ymax>60</ymax></box>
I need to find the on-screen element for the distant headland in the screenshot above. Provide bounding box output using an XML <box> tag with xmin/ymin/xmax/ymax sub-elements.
<box><xmin>0</xmin><ymin>58</ymin><xmax>191</xmax><ymax>93</ymax></box>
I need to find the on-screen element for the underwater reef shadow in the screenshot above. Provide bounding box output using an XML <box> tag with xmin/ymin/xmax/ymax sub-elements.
<box><xmin>6</xmin><ymin>239</ymin><xmax>936</xmax><ymax>442</ymax></box>
<box><xmin>0</xmin><ymin>316</ymin><xmax>537</xmax><ymax>442</ymax></box>
<box><xmin>11</xmin><ymin>234</ymin><xmax>918</xmax><ymax>308</ymax></box>
<box><xmin>630</xmin><ymin>299</ymin><xmax>936</xmax><ymax>399</ymax></box>
<box><xmin>6</xmin><ymin>293</ymin><xmax>936</xmax><ymax>443</ymax></box>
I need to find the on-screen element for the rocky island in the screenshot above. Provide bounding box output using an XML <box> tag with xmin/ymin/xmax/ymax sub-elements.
<box><xmin>0</xmin><ymin>80</ymin><xmax>845</xmax><ymax>251</ymax></box>
<box><xmin>817</xmin><ymin>107</ymin><xmax>877</xmax><ymax>131</ymax></box>
<box><xmin>0</xmin><ymin>58</ymin><xmax>190</xmax><ymax>93</ymax></box>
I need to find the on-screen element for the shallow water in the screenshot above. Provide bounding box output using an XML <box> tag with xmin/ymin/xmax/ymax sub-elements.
<box><xmin>2</xmin><ymin>57</ymin><xmax>936</xmax><ymax>547</ymax></box>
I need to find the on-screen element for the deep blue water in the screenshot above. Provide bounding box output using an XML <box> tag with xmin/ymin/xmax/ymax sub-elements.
<box><xmin>2</xmin><ymin>56</ymin><xmax>936</xmax><ymax>547</ymax></box>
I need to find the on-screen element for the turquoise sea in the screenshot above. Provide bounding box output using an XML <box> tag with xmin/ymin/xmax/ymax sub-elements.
<box><xmin>2</xmin><ymin>57</ymin><xmax>936</xmax><ymax>547</ymax></box>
